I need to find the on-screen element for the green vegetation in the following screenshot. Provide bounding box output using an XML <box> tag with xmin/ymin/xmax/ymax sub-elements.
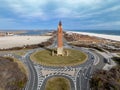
<box><xmin>0</xmin><ymin>57</ymin><xmax>27</xmax><ymax>90</ymax></box>
<box><xmin>90</xmin><ymin>67</ymin><xmax>120</xmax><ymax>90</ymax></box>
<box><xmin>45</xmin><ymin>77</ymin><xmax>70</xmax><ymax>90</ymax></box>
<box><xmin>93</xmin><ymin>47</ymin><xmax>104</xmax><ymax>52</ymax></box>
<box><xmin>3</xmin><ymin>57</ymin><xmax>28</xmax><ymax>76</ymax></box>
<box><xmin>13</xmin><ymin>58</ymin><xmax>28</xmax><ymax>76</ymax></box>
<box><xmin>31</xmin><ymin>49</ymin><xmax>87</xmax><ymax>66</ymax></box>
<box><xmin>90</xmin><ymin>57</ymin><xmax>120</xmax><ymax>90</ymax></box>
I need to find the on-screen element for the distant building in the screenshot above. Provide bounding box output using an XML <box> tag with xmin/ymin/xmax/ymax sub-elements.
<box><xmin>0</xmin><ymin>32</ymin><xmax>14</xmax><ymax>36</ymax></box>
<box><xmin>6</xmin><ymin>32</ymin><xmax>14</xmax><ymax>36</ymax></box>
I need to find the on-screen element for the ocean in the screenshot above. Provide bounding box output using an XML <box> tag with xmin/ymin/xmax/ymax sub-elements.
<box><xmin>20</xmin><ymin>30</ymin><xmax>52</xmax><ymax>35</ymax></box>
<box><xmin>21</xmin><ymin>30</ymin><xmax>120</xmax><ymax>36</ymax></box>
<box><xmin>69</xmin><ymin>30</ymin><xmax>120</xmax><ymax>36</ymax></box>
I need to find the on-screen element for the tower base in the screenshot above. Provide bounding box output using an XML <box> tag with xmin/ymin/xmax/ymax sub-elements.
<box><xmin>57</xmin><ymin>47</ymin><xmax>63</xmax><ymax>56</ymax></box>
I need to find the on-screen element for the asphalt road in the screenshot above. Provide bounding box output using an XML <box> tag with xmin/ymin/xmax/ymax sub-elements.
<box><xmin>24</xmin><ymin>52</ymin><xmax>38</xmax><ymax>90</ymax></box>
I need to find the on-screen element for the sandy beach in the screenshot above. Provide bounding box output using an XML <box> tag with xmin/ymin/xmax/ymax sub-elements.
<box><xmin>0</xmin><ymin>36</ymin><xmax>51</xmax><ymax>49</ymax></box>
<box><xmin>67</xmin><ymin>31</ymin><xmax>120</xmax><ymax>42</ymax></box>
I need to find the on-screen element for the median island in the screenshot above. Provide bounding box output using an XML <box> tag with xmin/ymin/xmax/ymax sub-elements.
<box><xmin>31</xmin><ymin>49</ymin><xmax>87</xmax><ymax>67</ymax></box>
<box><xmin>45</xmin><ymin>77</ymin><xmax>70</xmax><ymax>90</ymax></box>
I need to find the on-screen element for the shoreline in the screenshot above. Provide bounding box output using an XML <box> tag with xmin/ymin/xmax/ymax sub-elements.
<box><xmin>67</xmin><ymin>31</ymin><xmax>120</xmax><ymax>42</ymax></box>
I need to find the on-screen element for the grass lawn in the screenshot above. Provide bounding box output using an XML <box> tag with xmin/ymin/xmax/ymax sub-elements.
<box><xmin>31</xmin><ymin>49</ymin><xmax>87</xmax><ymax>66</ymax></box>
<box><xmin>45</xmin><ymin>77</ymin><xmax>70</xmax><ymax>90</ymax></box>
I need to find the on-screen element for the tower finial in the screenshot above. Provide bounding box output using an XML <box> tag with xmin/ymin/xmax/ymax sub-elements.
<box><xmin>59</xmin><ymin>21</ymin><xmax>62</xmax><ymax>26</ymax></box>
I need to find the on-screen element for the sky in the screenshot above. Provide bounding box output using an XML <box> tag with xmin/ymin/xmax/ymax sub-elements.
<box><xmin>0</xmin><ymin>0</ymin><xmax>120</xmax><ymax>30</ymax></box>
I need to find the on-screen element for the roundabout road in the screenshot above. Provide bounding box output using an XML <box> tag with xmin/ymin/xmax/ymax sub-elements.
<box><xmin>23</xmin><ymin>38</ymin><xmax>106</xmax><ymax>90</ymax></box>
<box><xmin>0</xmin><ymin>37</ymin><xmax>106</xmax><ymax>90</ymax></box>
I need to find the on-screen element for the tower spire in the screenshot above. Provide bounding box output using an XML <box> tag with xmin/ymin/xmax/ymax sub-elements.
<box><xmin>59</xmin><ymin>21</ymin><xmax>62</xmax><ymax>26</ymax></box>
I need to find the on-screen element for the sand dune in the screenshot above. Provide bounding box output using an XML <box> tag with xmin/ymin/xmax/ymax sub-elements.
<box><xmin>67</xmin><ymin>31</ymin><xmax>120</xmax><ymax>42</ymax></box>
<box><xmin>0</xmin><ymin>36</ymin><xmax>51</xmax><ymax>49</ymax></box>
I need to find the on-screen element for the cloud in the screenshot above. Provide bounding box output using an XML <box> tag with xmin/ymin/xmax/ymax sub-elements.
<box><xmin>4</xmin><ymin>0</ymin><xmax>107</xmax><ymax>19</ymax></box>
<box><xmin>0</xmin><ymin>0</ymin><xmax>120</xmax><ymax>29</ymax></box>
<box><xmin>4</xmin><ymin>0</ymin><xmax>47</xmax><ymax>19</ymax></box>
<box><xmin>0</xmin><ymin>17</ymin><xmax>16</xmax><ymax>24</ymax></box>
<box><xmin>95</xmin><ymin>21</ymin><xmax>120</xmax><ymax>27</ymax></box>
<box><xmin>78</xmin><ymin>21</ymin><xmax>120</xmax><ymax>30</ymax></box>
<box><xmin>54</xmin><ymin>8</ymin><xmax>72</xmax><ymax>18</ymax></box>
<box><xmin>64</xmin><ymin>0</ymin><xmax>103</xmax><ymax>5</ymax></box>
<box><xmin>0</xmin><ymin>17</ymin><xmax>20</xmax><ymax>29</ymax></box>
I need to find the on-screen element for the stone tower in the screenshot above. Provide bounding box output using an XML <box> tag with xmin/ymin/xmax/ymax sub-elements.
<box><xmin>57</xmin><ymin>21</ymin><xmax>63</xmax><ymax>56</ymax></box>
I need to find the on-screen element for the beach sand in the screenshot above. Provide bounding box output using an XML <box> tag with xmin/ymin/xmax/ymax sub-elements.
<box><xmin>0</xmin><ymin>36</ymin><xmax>51</xmax><ymax>49</ymax></box>
<box><xmin>67</xmin><ymin>31</ymin><xmax>120</xmax><ymax>42</ymax></box>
